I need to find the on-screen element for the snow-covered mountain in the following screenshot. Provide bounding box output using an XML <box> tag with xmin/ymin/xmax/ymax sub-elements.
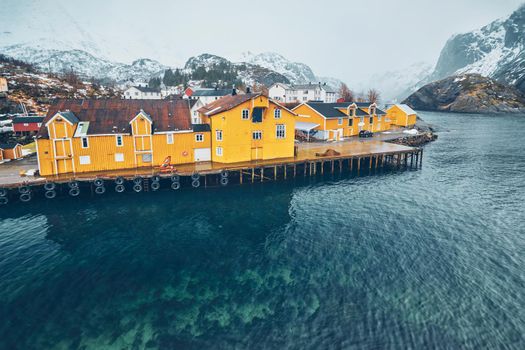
<box><xmin>240</xmin><ymin>51</ymin><xmax>343</xmax><ymax>89</ymax></box>
<box><xmin>430</xmin><ymin>4</ymin><xmax>525</xmax><ymax>92</ymax></box>
<box><xmin>1</xmin><ymin>44</ymin><xmax>167</xmax><ymax>83</ymax></box>
<box><xmin>361</xmin><ymin>62</ymin><xmax>434</xmax><ymax>102</ymax></box>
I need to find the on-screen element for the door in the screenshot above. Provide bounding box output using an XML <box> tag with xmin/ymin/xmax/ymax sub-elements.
<box><xmin>251</xmin><ymin>147</ymin><xmax>263</xmax><ymax>161</ymax></box>
<box><xmin>53</xmin><ymin>139</ymin><xmax>73</xmax><ymax>174</ymax></box>
<box><xmin>194</xmin><ymin>148</ymin><xmax>211</xmax><ymax>162</ymax></box>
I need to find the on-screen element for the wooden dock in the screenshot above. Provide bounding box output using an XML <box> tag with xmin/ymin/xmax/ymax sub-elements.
<box><xmin>0</xmin><ymin>140</ymin><xmax>423</xmax><ymax>205</ymax></box>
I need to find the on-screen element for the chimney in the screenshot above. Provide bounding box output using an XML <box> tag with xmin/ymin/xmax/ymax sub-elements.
<box><xmin>246</xmin><ymin>86</ymin><xmax>251</xmax><ymax>94</ymax></box>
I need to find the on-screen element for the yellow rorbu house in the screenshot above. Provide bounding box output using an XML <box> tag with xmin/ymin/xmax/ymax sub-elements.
<box><xmin>36</xmin><ymin>99</ymin><xmax>212</xmax><ymax>176</ymax></box>
<box><xmin>197</xmin><ymin>92</ymin><xmax>296</xmax><ymax>163</ymax></box>
<box><xmin>292</xmin><ymin>102</ymin><xmax>389</xmax><ymax>141</ymax></box>
<box><xmin>386</xmin><ymin>104</ymin><xmax>417</xmax><ymax>127</ymax></box>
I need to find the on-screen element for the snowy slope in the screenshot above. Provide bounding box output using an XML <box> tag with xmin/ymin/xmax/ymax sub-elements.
<box><xmin>431</xmin><ymin>4</ymin><xmax>525</xmax><ymax>92</ymax></box>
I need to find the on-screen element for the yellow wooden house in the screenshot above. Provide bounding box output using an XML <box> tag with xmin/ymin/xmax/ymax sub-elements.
<box><xmin>386</xmin><ymin>104</ymin><xmax>417</xmax><ymax>127</ymax></box>
<box><xmin>198</xmin><ymin>93</ymin><xmax>296</xmax><ymax>163</ymax></box>
<box><xmin>36</xmin><ymin>99</ymin><xmax>212</xmax><ymax>176</ymax></box>
<box><xmin>292</xmin><ymin>102</ymin><xmax>390</xmax><ymax>141</ymax></box>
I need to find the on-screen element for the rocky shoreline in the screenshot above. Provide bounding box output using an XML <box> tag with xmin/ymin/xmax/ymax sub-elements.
<box><xmin>388</xmin><ymin>132</ymin><xmax>437</xmax><ymax>147</ymax></box>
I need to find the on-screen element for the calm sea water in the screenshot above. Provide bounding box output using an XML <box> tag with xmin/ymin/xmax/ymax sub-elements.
<box><xmin>0</xmin><ymin>112</ymin><xmax>524</xmax><ymax>350</ymax></box>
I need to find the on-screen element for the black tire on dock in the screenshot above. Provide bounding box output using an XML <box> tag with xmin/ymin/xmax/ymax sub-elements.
<box><xmin>151</xmin><ymin>181</ymin><xmax>160</xmax><ymax>191</ymax></box>
<box><xmin>69</xmin><ymin>187</ymin><xmax>80</xmax><ymax>197</ymax></box>
<box><xmin>115</xmin><ymin>177</ymin><xmax>125</xmax><ymax>185</ymax></box>
<box><xmin>171</xmin><ymin>174</ymin><xmax>180</xmax><ymax>182</ymax></box>
<box><xmin>115</xmin><ymin>184</ymin><xmax>125</xmax><ymax>193</ymax></box>
<box><xmin>95</xmin><ymin>186</ymin><xmax>106</xmax><ymax>195</ymax></box>
<box><xmin>44</xmin><ymin>183</ymin><xmax>56</xmax><ymax>191</ymax></box>
<box><xmin>68</xmin><ymin>181</ymin><xmax>79</xmax><ymax>189</ymax></box>
<box><xmin>133</xmin><ymin>184</ymin><xmax>142</xmax><ymax>193</ymax></box>
<box><xmin>19</xmin><ymin>193</ymin><xmax>31</xmax><ymax>202</ymax></box>
<box><xmin>220</xmin><ymin>170</ymin><xmax>229</xmax><ymax>178</ymax></box>
<box><xmin>191</xmin><ymin>173</ymin><xmax>200</xmax><ymax>181</ymax></box>
<box><xmin>94</xmin><ymin>179</ymin><xmax>104</xmax><ymax>187</ymax></box>
<box><xmin>220</xmin><ymin>177</ymin><xmax>229</xmax><ymax>186</ymax></box>
<box><xmin>191</xmin><ymin>179</ymin><xmax>200</xmax><ymax>188</ymax></box>
<box><xmin>0</xmin><ymin>188</ymin><xmax>7</xmax><ymax>197</ymax></box>
<box><xmin>0</xmin><ymin>197</ymin><xmax>8</xmax><ymax>205</ymax></box>
<box><xmin>171</xmin><ymin>181</ymin><xmax>180</xmax><ymax>190</ymax></box>
<box><xmin>133</xmin><ymin>176</ymin><xmax>143</xmax><ymax>185</ymax></box>
<box><xmin>45</xmin><ymin>190</ymin><xmax>56</xmax><ymax>199</ymax></box>
<box><xmin>152</xmin><ymin>175</ymin><xmax>161</xmax><ymax>183</ymax></box>
<box><xmin>18</xmin><ymin>186</ymin><xmax>30</xmax><ymax>194</ymax></box>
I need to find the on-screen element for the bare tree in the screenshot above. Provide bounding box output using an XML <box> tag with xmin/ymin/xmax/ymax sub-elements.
<box><xmin>339</xmin><ymin>83</ymin><xmax>354</xmax><ymax>102</ymax></box>
<box><xmin>367</xmin><ymin>89</ymin><xmax>381</xmax><ymax>104</ymax></box>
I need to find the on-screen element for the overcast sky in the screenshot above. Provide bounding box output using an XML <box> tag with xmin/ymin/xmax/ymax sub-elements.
<box><xmin>2</xmin><ymin>0</ymin><xmax>524</xmax><ymax>84</ymax></box>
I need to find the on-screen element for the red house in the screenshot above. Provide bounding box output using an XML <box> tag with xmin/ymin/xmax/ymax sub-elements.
<box><xmin>12</xmin><ymin>116</ymin><xmax>44</xmax><ymax>135</ymax></box>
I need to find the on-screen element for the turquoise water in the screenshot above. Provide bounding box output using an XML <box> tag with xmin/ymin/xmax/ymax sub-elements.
<box><xmin>0</xmin><ymin>112</ymin><xmax>524</xmax><ymax>349</ymax></box>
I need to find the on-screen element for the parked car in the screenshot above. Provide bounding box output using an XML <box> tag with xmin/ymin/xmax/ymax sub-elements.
<box><xmin>359</xmin><ymin>130</ymin><xmax>373</xmax><ymax>138</ymax></box>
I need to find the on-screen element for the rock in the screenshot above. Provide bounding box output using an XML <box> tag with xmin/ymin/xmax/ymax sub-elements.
<box><xmin>403</xmin><ymin>74</ymin><xmax>525</xmax><ymax>114</ymax></box>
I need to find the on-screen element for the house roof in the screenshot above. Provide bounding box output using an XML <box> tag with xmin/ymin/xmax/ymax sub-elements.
<box><xmin>391</xmin><ymin>104</ymin><xmax>417</xmax><ymax>115</ymax></box>
<box><xmin>130</xmin><ymin>86</ymin><xmax>160</xmax><ymax>93</ymax></box>
<box><xmin>198</xmin><ymin>93</ymin><xmax>262</xmax><ymax>116</ymax></box>
<box><xmin>12</xmin><ymin>116</ymin><xmax>44</xmax><ymax>124</ymax></box>
<box><xmin>38</xmin><ymin>99</ymin><xmax>193</xmax><ymax>138</ymax></box>
<box><xmin>299</xmin><ymin>102</ymin><xmax>385</xmax><ymax>118</ymax></box>
<box><xmin>192</xmin><ymin>124</ymin><xmax>211</xmax><ymax>132</ymax></box>
<box><xmin>0</xmin><ymin>142</ymin><xmax>21</xmax><ymax>149</ymax></box>
<box><xmin>192</xmin><ymin>89</ymin><xmax>232</xmax><ymax>97</ymax></box>
<box><xmin>375</xmin><ymin>108</ymin><xmax>387</xmax><ymax>115</ymax></box>
<box><xmin>288</xmin><ymin>83</ymin><xmax>335</xmax><ymax>93</ymax></box>
<box><xmin>57</xmin><ymin>111</ymin><xmax>80</xmax><ymax>124</ymax></box>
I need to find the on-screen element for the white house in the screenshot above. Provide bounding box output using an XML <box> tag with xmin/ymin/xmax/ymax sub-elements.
<box><xmin>270</xmin><ymin>82</ymin><xmax>337</xmax><ymax>103</ymax></box>
<box><xmin>123</xmin><ymin>86</ymin><xmax>162</xmax><ymax>99</ymax></box>
<box><xmin>268</xmin><ymin>83</ymin><xmax>289</xmax><ymax>101</ymax></box>
<box><xmin>0</xmin><ymin>77</ymin><xmax>8</xmax><ymax>93</ymax></box>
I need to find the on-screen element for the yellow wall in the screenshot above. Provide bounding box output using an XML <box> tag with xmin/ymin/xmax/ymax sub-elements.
<box><xmin>203</xmin><ymin>96</ymin><xmax>295</xmax><ymax>163</ymax></box>
<box><xmin>37</xmin><ymin>119</ymin><xmax>211</xmax><ymax>176</ymax></box>
<box><xmin>386</xmin><ymin>105</ymin><xmax>417</xmax><ymax>127</ymax></box>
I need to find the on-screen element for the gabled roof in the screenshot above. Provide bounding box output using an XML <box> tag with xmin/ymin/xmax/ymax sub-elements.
<box><xmin>300</xmin><ymin>102</ymin><xmax>354</xmax><ymax>118</ymax></box>
<box><xmin>375</xmin><ymin>108</ymin><xmax>387</xmax><ymax>115</ymax></box>
<box><xmin>129</xmin><ymin>86</ymin><xmax>160</xmax><ymax>93</ymax></box>
<box><xmin>38</xmin><ymin>99</ymin><xmax>193</xmax><ymax>138</ymax></box>
<box><xmin>0</xmin><ymin>142</ymin><xmax>21</xmax><ymax>149</ymax></box>
<box><xmin>198</xmin><ymin>93</ymin><xmax>262</xmax><ymax>116</ymax></box>
<box><xmin>192</xmin><ymin>89</ymin><xmax>232</xmax><ymax>97</ymax></box>
<box><xmin>192</xmin><ymin>124</ymin><xmax>211</xmax><ymax>132</ymax></box>
<box><xmin>56</xmin><ymin>111</ymin><xmax>80</xmax><ymax>124</ymax></box>
<box><xmin>12</xmin><ymin>116</ymin><xmax>44</xmax><ymax>124</ymax></box>
<box><xmin>391</xmin><ymin>104</ymin><xmax>417</xmax><ymax>115</ymax></box>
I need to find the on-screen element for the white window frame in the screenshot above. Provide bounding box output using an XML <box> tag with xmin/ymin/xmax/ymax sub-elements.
<box><xmin>166</xmin><ymin>133</ymin><xmax>174</xmax><ymax>144</ymax></box>
<box><xmin>338</xmin><ymin>118</ymin><xmax>343</xmax><ymax>125</ymax></box>
<box><xmin>216</xmin><ymin>129</ymin><xmax>223</xmax><ymax>141</ymax></box>
<box><xmin>241</xmin><ymin>109</ymin><xmax>249</xmax><ymax>120</ymax></box>
<box><xmin>79</xmin><ymin>155</ymin><xmax>91</xmax><ymax>165</ymax></box>
<box><xmin>252</xmin><ymin>130</ymin><xmax>262</xmax><ymax>140</ymax></box>
<box><xmin>276</xmin><ymin>124</ymin><xmax>286</xmax><ymax>139</ymax></box>
<box><xmin>116</xmin><ymin>135</ymin><xmax>123</xmax><ymax>147</ymax></box>
<box><xmin>216</xmin><ymin>146</ymin><xmax>223</xmax><ymax>156</ymax></box>
<box><xmin>81</xmin><ymin>136</ymin><xmax>89</xmax><ymax>149</ymax></box>
<box><xmin>274</xmin><ymin>108</ymin><xmax>281</xmax><ymax>119</ymax></box>
<box><xmin>115</xmin><ymin>153</ymin><xmax>124</xmax><ymax>162</ymax></box>
<box><xmin>195</xmin><ymin>134</ymin><xmax>204</xmax><ymax>142</ymax></box>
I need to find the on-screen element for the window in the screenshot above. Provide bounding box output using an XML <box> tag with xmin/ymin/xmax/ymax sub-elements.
<box><xmin>81</xmin><ymin>136</ymin><xmax>89</xmax><ymax>148</ymax></box>
<box><xmin>369</xmin><ymin>116</ymin><xmax>374</xmax><ymax>124</ymax></box>
<box><xmin>216</xmin><ymin>130</ymin><xmax>223</xmax><ymax>141</ymax></box>
<box><xmin>274</xmin><ymin>108</ymin><xmax>281</xmax><ymax>119</ymax></box>
<box><xmin>37</xmin><ymin>123</ymin><xmax>42</xmax><ymax>127</ymax></box>
<box><xmin>116</xmin><ymin>135</ymin><xmax>123</xmax><ymax>147</ymax></box>
<box><xmin>378</xmin><ymin>115</ymin><xmax>381</xmax><ymax>122</ymax></box>
<box><xmin>348</xmin><ymin>119</ymin><xmax>353</xmax><ymax>127</ymax></box>
<box><xmin>276</xmin><ymin>124</ymin><xmax>286</xmax><ymax>139</ymax></box>
<box><xmin>216</xmin><ymin>147</ymin><xmax>223</xmax><ymax>156</ymax></box>
<box><xmin>166</xmin><ymin>133</ymin><xmax>174</xmax><ymax>144</ymax></box>
<box><xmin>195</xmin><ymin>134</ymin><xmax>204</xmax><ymax>142</ymax></box>
<box><xmin>142</xmin><ymin>154</ymin><xmax>152</xmax><ymax>163</ymax></box>
<box><xmin>23</xmin><ymin>123</ymin><xmax>29</xmax><ymax>126</ymax></box>
<box><xmin>242</xmin><ymin>109</ymin><xmax>249</xmax><ymax>120</ymax></box>
<box><xmin>303</xmin><ymin>97</ymin><xmax>307</xmax><ymax>101</ymax></box>
<box><xmin>79</xmin><ymin>155</ymin><xmax>90</xmax><ymax>165</ymax></box>
<box><xmin>252</xmin><ymin>131</ymin><xmax>262</xmax><ymax>140</ymax></box>
<box><xmin>338</xmin><ymin>118</ymin><xmax>343</xmax><ymax>125</ymax></box>
<box><xmin>115</xmin><ymin>153</ymin><xmax>124</xmax><ymax>162</ymax></box>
